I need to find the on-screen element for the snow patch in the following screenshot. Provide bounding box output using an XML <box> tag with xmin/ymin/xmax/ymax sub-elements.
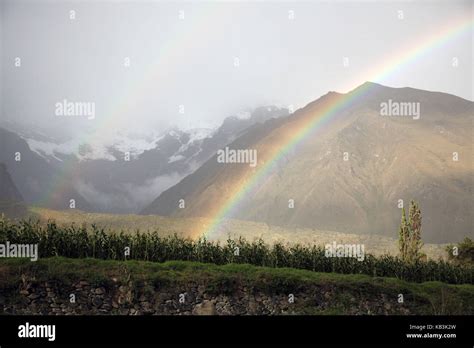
<box><xmin>168</xmin><ymin>154</ymin><xmax>185</xmax><ymax>163</ymax></box>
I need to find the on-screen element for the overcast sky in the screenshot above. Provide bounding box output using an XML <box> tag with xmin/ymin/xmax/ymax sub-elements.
<box><xmin>1</xmin><ymin>0</ymin><xmax>472</xmax><ymax>142</ymax></box>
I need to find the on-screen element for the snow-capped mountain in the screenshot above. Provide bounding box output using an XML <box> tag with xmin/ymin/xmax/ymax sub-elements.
<box><xmin>19</xmin><ymin>129</ymin><xmax>172</xmax><ymax>162</ymax></box>
<box><xmin>0</xmin><ymin>127</ymin><xmax>92</xmax><ymax>211</ymax></box>
<box><xmin>0</xmin><ymin>106</ymin><xmax>288</xmax><ymax>213</ymax></box>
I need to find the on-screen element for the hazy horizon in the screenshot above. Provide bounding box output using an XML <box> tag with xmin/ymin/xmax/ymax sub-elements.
<box><xmin>1</xmin><ymin>0</ymin><xmax>472</xmax><ymax>144</ymax></box>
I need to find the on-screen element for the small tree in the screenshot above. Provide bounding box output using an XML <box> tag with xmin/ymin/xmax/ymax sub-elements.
<box><xmin>398</xmin><ymin>200</ymin><xmax>424</xmax><ymax>262</ymax></box>
<box><xmin>398</xmin><ymin>207</ymin><xmax>409</xmax><ymax>259</ymax></box>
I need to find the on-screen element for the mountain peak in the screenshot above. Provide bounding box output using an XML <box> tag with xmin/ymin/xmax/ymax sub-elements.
<box><xmin>349</xmin><ymin>81</ymin><xmax>387</xmax><ymax>93</ymax></box>
<box><xmin>142</xmin><ymin>84</ymin><xmax>472</xmax><ymax>243</ymax></box>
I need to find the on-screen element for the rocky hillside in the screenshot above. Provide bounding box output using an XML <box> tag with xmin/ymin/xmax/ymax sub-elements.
<box><xmin>0</xmin><ymin>163</ymin><xmax>27</xmax><ymax>218</ymax></box>
<box><xmin>143</xmin><ymin>82</ymin><xmax>473</xmax><ymax>243</ymax></box>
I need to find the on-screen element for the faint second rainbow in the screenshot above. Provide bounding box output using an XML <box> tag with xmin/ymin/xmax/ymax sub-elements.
<box><xmin>36</xmin><ymin>4</ymin><xmax>230</xmax><ymax>208</ymax></box>
<box><xmin>198</xmin><ymin>14</ymin><xmax>474</xmax><ymax>240</ymax></box>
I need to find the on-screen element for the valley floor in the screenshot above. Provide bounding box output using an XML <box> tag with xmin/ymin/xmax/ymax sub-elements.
<box><xmin>28</xmin><ymin>206</ymin><xmax>448</xmax><ymax>259</ymax></box>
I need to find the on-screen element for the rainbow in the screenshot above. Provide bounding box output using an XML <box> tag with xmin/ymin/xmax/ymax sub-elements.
<box><xmin>36</xmin><ymin>8</ymin><xmax>472</xmax><ymax>229</ymax></box>
<box><xmin>198</xmin><ymin>14</ymin><xmax>474</xmax><ymax>239</ymax></box>
<box><xmin>37</xmin><ymin>4</ymin><xmax>230</xmax><ymax>208</ymax></box>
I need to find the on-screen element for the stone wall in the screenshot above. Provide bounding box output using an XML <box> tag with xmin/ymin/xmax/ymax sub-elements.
<box><xmin>1</xmin><ymin>279</ymin><xmax>415</xmax><ymax>315</ymax></box>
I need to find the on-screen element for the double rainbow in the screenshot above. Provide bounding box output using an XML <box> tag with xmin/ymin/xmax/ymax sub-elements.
<box><xmin>37</xmin><ymin>11</ymin><xmax>472</xmax><ymax>236</ymax></box>
<box><xmin>197</xmin><ymin>14</ymin><xmax>473</xmax><ymax>239</ymax></box>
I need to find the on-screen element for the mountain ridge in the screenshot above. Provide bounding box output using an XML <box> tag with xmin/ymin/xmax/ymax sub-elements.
<box><xmin>0</xmin><ymin>106</ymin><xmax>289</xmax><ymax>213</ymax></box>
<box><xmin>142</xmin><ymin>82</ymin><xmax>473</xmax><ymax>243</ymax></box>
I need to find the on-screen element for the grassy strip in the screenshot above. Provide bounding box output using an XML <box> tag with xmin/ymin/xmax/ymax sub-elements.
<box><xmin>0</xmin><ymin>257</ymin><xmax>473</xmax><ymax>314</ymax></box>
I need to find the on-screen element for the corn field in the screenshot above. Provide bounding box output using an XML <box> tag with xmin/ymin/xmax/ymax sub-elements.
<box><xmin>0</xmin><ymin>218</ymin><xmax>472</xmax><ymax>284</ymax></box>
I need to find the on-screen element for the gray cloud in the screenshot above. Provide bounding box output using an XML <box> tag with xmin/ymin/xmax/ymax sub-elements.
<box><xmin>1</xmin><ymin>0</ymin><xmax>471</xmax><ymax>143</ymax></box>
<box><xmin>75</xmin><ymin>171</ymin><xmax>184</xmax><ymax>213</ymax></box>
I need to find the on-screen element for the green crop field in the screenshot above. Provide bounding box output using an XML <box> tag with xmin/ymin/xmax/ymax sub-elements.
<box><xmin>1</xmin><ymin>217</ymin><xmax>472</xmax><ymax>284</ymax></box>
